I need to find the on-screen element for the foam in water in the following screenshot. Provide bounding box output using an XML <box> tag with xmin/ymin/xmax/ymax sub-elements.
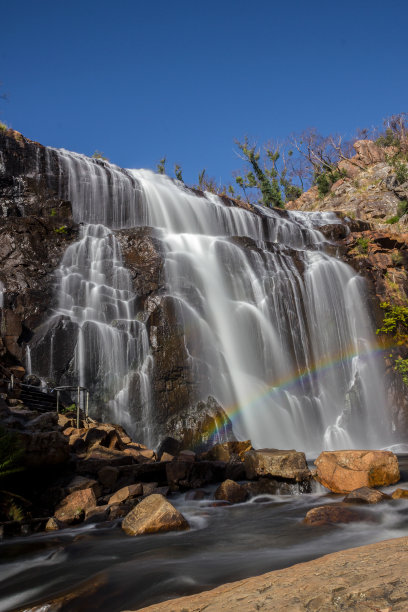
<box><xmin>32</xmin><ymin>150</ymin><xmax>391</xmax><ymax>453</ymax></box>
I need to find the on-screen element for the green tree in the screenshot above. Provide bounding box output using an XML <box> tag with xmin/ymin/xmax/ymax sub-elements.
<box><xmin>157</xmin><ymin>157</ymin><xmax>166</xmax><ymax>174</ymax></box>
<box><xmin>174</xmin><ymin>164</ymin><xmax>184</xmax><ymax>182</ymax></box>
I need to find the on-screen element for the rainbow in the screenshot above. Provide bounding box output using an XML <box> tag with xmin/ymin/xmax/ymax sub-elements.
<box><xmin>200</xmin><ymin>337</ymin><xmax>398</xmax><ymax>448</ymax></box>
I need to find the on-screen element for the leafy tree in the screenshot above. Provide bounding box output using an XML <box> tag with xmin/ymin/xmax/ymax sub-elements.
<box><xmin>174</xmin><ymin>164</ymin><xmax>184</xmax><ymax>182</ymax></box>
<box><xmin>157</xmin><ymin>157</ymin><xmax>166</xmax><ymax>174</ymax></box>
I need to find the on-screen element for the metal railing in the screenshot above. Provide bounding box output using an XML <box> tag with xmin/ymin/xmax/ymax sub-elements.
<box><xmin>54</xmin><ymin>385</ymin><xmax>90</xmax><ymax>428</ymax></box>
<box><xmin>1</xmin><ymin>373</ymin><xmax>90</xmax><ymax>429</ymax></box>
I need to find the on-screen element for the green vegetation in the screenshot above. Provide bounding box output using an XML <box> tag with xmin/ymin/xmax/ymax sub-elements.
<box><xmin>92</xmin><ymin>151</ymin><xmax>109</xmax><ymax>161</ymax></box>
<box><xmin>392</xmin><ymin>251</ymin><xmax>403</xmax><ymax>266</ymax></box>
<box><xmin>54</xmin><ymin>225</ymin><xmax>68</xmax><ymax>234</ymax></box>
<box><xmin>394</xmin><ymin>356</ymin><xmax>408</xmax><ymax>386</ymax></box>
<box><xmin>50</xmin><ymin>208</ymin><xmax>57</xmax><ymax>217</ymax></box>
<box><xmin>386</xmin><ymin>215</ymin><xmax>400</xmax><ymax>224</ymax></box>
<box><xmin>157</xmin><ymin>157</ymin><xmax>166</xmax><ymax>174</ymax></box>
<box><xmin>398</xmin><ymin>200</ymin><xmax>408</xmax><ymax>217</ymax></box>
<box><xmin>0</xmin><ymin>427</ymin><xmax>24</xmax><ymax>480</ymax></box>
<box><xmin>174</xmin><ymin>164</ymin><xmax>184</xmax><ymax>183</ymax></box>
<box><xmin>376</xmin><ymin>302</ymin><xmax>408</xmax><ymax>343</ymax></box>
<box><xmin>377</xmin><ymin>301</ymin><xmax>408</xmax><ymax>387</ymax></box>
<box><xmin>0</xmin><ymin>121</ymin><xmax>7</xmax><ymax>132</ymax></box>
<box><xmin>356</xmin><ymin>236</ymin><xmax>370</xmax><ymax>254</ymax></box>
<box><xmin>315</xmin><ymin>168</ymin><xmax>346</xmax><ymax>197</ymax></box>
<box><xmin>394</xmin><ymin>161</ymin><xmax>408</xmax><ymax>185</ymax></box>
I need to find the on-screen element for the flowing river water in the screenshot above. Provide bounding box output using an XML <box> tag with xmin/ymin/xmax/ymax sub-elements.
<box><xmin>1</xmin><ymin>458</ymin><xmax>408</xmax><ymax>611</ymax></box>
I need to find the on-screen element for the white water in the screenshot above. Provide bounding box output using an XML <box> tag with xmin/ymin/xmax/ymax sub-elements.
<box><xmin>32</xmin><ymin>150</ymin><xmax>390</xmax><ymax>453</ymax></box>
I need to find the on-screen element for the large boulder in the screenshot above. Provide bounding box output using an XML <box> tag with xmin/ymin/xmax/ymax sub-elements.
<box><xmin>54</xmin><ymin>487</ymin><xmax>97</xmax><ymax>525</ymax></box>
<box><xmin>314</xmin><ymin>450</ymin><xmax>400</xmax><ymax>494</ymax></box>
<box><xmin>343</xmin><ymin>487</ymin><xmax>391</xmax><ymax>504</ymax></box>
<box><xmin>214</xmin><ymin>479</ymin><xmax>248</xmax><ymax>504</ymax></box>
<box><xmin>121</xmin><ymin>494</ymin><xmax>189</xmax><ymax>536</ymax></box>
<box><xmin>164</xmin><ymin>396</ymin><xmax>235</xmax><ymax>453</ymax></box>
<box><xmin>108</xmin><ymin>483</ymin><xmax>143</xmax><ymax>505</ymax></box>
<box><xmin>303</xmin><ymin>504</ymin><xmax>372</xmax><ymax>526</ymax></box>
<box><xmin>203</xmin><ymin>440</ymin><xmax>252</xmax><ymax>463</ymax></box>
<box><xmin>244</xmin><ymin>449</ymin><xmax>311</xmax><ymax>483</ymax></box>
<box><xmin>19</xmin><ymin>430</ymin><xmax>69</xmax><ymax>467</ymax></box>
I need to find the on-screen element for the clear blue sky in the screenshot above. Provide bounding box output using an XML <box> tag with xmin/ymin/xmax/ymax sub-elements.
<box><xmin>1</xmin><ymin>0</ymin><xmax>407</xmax><ymax>186</ymax></box>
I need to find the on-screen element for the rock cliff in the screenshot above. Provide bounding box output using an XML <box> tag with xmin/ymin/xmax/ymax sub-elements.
<box><xmin>288</xmin><ymin>139</ymin><xmax>408</xmax><ymax>435</ymax></box>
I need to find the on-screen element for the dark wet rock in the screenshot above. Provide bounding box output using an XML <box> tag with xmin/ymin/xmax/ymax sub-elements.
<box><xmin>54</xmin><ymin>487</ymin><xmax>97</xmax><ymax>525</ymax></box>
<box><xmin>202</xmin><ymin>440</ymin><xmax>252</xmax><ymax>463</ymax></box>
<box><xmin>84</xmin><ymin>505</ymin><xmax>110</xmax><ymax>523</ymax></box>
<box><xmin>343</xmin><ymin>486</ymin><xmax>391</xmax><ymax>504</ymax></box>
<box><xmin>108</xmin><ymin>483</ymin><xmax>143</xmax><ymax>505</ymax></box>
<box><xmin>65</xmin><ymin>475</ymin><xmax>101</xmax><ymax>497</ymax></box>
<box><xmin>214</xmin><ymin>479</ymin><xmax>248</xmax><ymax>504</ymax></box>
<box><xmin>75</xmin><ymin>448</ymin><xmax>133</xmax><ymax>475</ymax></box>
<box><xmin>156</xmin><ymin>436</ymin><xmax>182</xmax><ymax>460</ymax></box>
<box><xmin>97</xmin><ymin>465</ymin><xmax>119</xmax><ymax>489</ymax></box>
<box><xmin>164</xmin><ymin>395</ymin><xmax>235</xmax><ymax>453</ymax></box>
<box><xmin>303</xmin><ymin>504</ymin><xmax>374</xmax><ymax>526</ymax></box>
<box><xmin>122</xmin><ymin>493</ymin><xmax>189</xmax><ymax>536</ymax></box>
<box><xmin>18</xmin><ymin>430</ymin><xmax>69</xmax><ymax>467</ymax></box>
<box><xmin>244</xmin><ymin>449</ymin><xmax>311</xmax><ymax>483</ymax></box>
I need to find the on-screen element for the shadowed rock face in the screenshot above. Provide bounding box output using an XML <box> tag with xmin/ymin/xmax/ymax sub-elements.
<box><xmin>0</xmin><ymin>130</ymin><xmax>78</xmax><ymax>368</ymax></box>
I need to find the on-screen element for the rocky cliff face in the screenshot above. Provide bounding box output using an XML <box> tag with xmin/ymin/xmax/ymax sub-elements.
<box><xmin>288</xmin><ymin>139</ymin><xmax>408</xmax><ymax>435</ymax></box>
<box><xmin>0</xmin><ymin>130</ymin><xmax>233</xmax><ymax>446</ymax></box>
<box><xmin>1</xmin><ymin>131</ymin><xmax>407</xmax><ymax>445</ymax></box>
<box><xmin>0</xmin><ymin>129</ymin><xmax>78</xmax><ymax>368</ymax></box>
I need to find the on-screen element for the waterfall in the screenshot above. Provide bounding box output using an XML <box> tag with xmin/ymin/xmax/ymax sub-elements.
<box><xmin>32</xmin><ymin>149</ymin><xmax>390</xmax><ymax>453</ymax></box>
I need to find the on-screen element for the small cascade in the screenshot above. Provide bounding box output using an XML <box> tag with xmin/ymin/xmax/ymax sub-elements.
<box><xmin>30</xmin><ymin>150</ymin><xmax>391</xmax><ymax>453</ymax></box>
<box><xmin>34</xmin><ymin>223</ymin><xmax>154</xmax><ymax>444</ymax></box>
<box><xmin>25</xmin><ymin>345</ymin><xmax>32</xmax><ymax>375</ymax></box>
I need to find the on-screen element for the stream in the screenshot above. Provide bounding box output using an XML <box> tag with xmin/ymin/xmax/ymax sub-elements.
<box><xmin>1</xmin><ymin>456</ymin><xmax>407</xmax><ymax>612</ymax></box>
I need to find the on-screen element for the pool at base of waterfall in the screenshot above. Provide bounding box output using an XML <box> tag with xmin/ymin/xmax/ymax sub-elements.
<box><xmin>1</xmin><ymin>456</ymin><xmax>407</xmax><ymax>612</ymax></box>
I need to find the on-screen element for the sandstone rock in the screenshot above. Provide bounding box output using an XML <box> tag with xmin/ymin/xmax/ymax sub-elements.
<box><xmin>65</xmin><ymin>475</ymin><xmax>101</xmax><ymax>497</ymax></box>
<box><xmin>392</xmin><ymin>488</ymin><xmax>408</xmax><ymax>499</ymax></box>
<box><xmin>108</xmin><ymin>502</ymin><xmax>133</xmax><ymax>520</ymax></box>
<box><xmin>134</xmin><ymin>537</ymin><xmax>408</xmax><ymax>612</ymax></box>
<box><xmin>160</xmin><ymin>452</ymin><xmax>174</xmax><ymax>462</ymax></box>
<box><xmin>203</xmin><ymin>440</ymin><xmax>252</xmax><ymax>463</ymax></box>
<box><xmin>343</xmin><ymin>486</ymin><xmax>391</xmax><ymax>504</ymax></box>
<box><xmin>108</xmin><ymin>483</ymin><xmax>143</xmax><ymax>505</ymax></box>
<box><xmin>19</xmin><ymin>430</ymin><xmax>69</xmax><ymax>467</ymax></box>
<box><xmin>178</xmin><ymin>450</ymin><xmax>196</xmax><ymax>462</ymax></box>
<box><xmin>97</xmin><ymin>465</ymin><xmax>119</xmax><ymax>489</ymax></box>
<box><xmin>314</xmin><ymin>450</ymin><xmax>400</xmax><ymax>493</ymax></box>
<box><xmin>303</xmin><ymin>504</ymin><xmax>371</xmax><ymax>526</ymax></box>
<box><xmin>122</xmin><ymin>494</ymin><xmax>189</xmax><ymax>536</ymax></box>
<box><xmin>166</xmin><ymin>460</ymin><xmax>227</xmax><ymax>490</ymax></box>
<box><xmin>76</xmin><ymin>448</ymin><xmax>133</xmax><ymax>475</ymax></box>
<box><xmin>142</xmin><ymin>482</ymin><xmax>159</xmax><ymax>496</ymax></box>
<box><xmin>45</xmin><ymin>517</ymin><xmax>61</xmax><ymax>531</ymax></box>
<box><xmin>214</xmin><ymin>479</ymin><xmax>248</xmax><ymax>504</ymax></box>
<box><xmin>84</xmin><ymin>505</ymin><xmax>110</xmax><ymax>523</ymax></box>
<box><xmin>55</xmin><ymin>487</ymin><xmax>97</xmax><ymax>525</ymax></box>
<box><xmin>157</xmin><ymin>437</ymin><xmax>182</xmax><ymax>460</ymax></box>
<box><xmin>244</xmin><ymin>449</ymin><xmax>311</xmax><ymax>483</ymax></box>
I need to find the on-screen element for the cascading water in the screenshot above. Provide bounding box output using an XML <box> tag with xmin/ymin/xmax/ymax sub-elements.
<box><xmin>31</xmin><ymin>149</ymin><xmax>391</xmax><ymax>454</ymax></box>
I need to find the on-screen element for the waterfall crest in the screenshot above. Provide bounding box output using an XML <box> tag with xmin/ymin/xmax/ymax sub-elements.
<box><xmin>32</xmin><ymin>149</ymin><xmax>390</xmax><ymax>453</ymax></box>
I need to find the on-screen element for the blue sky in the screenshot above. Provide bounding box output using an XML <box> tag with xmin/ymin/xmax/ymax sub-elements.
<box><xmin>1</xmin><ymin>0</ymin><xmax>407</xmax><ymax>186</ymax></box>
